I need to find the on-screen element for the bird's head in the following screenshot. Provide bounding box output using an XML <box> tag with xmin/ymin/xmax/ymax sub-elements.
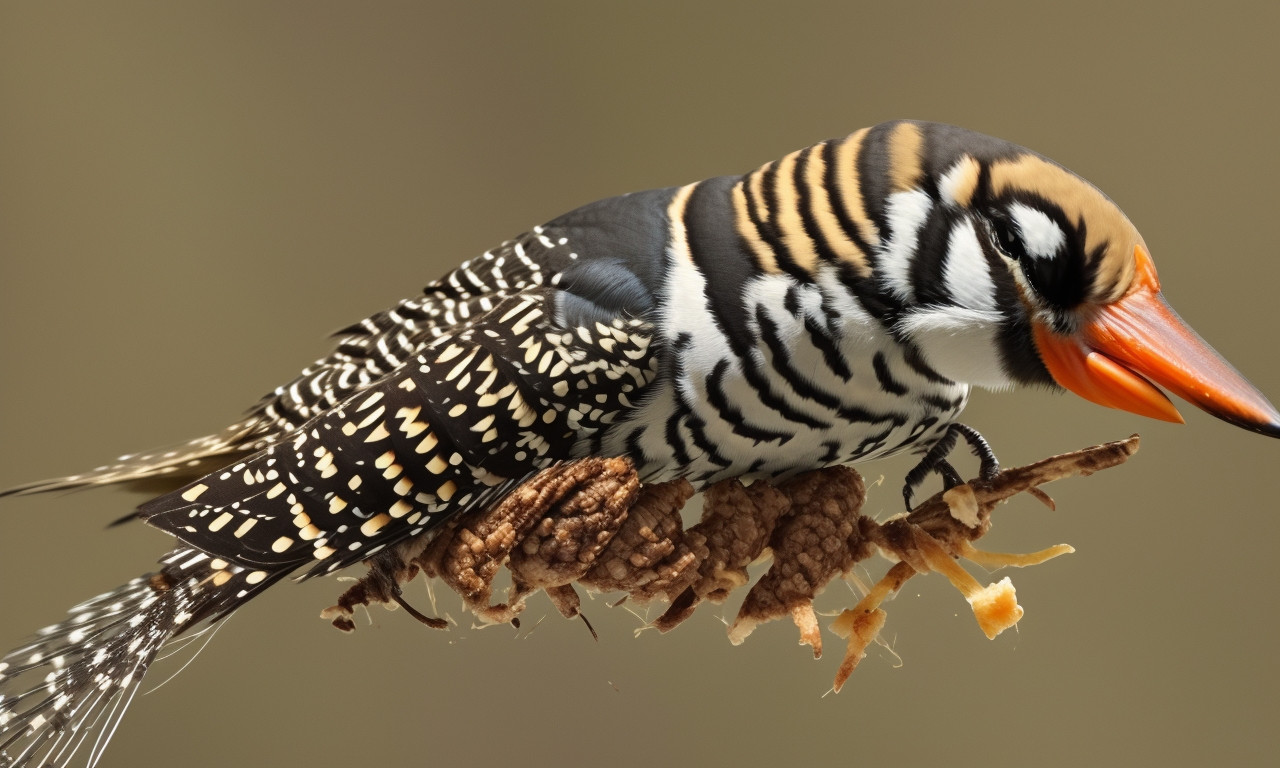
<box><xmin>884</xmin><ymin>121</ymin><xmax>1280</xmax><ymax>437</ymax></box>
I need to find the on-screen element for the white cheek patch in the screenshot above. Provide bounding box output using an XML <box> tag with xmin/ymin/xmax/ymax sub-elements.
<box><xmin>896</xmin><ymin>306</ymin><xmax>1014</xmax><ymax>390</ymax></box>
<box><xmin>1009</xmin><ymin>202</ymin><xmax>1066</xmax><ymax>260</ymax></box>
<box><xmin>942</xmin><ymin>219</ymin><xmax>996</xmax><ymax>311</ymax></box>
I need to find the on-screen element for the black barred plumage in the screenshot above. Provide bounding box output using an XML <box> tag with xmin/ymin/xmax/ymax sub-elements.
<box><xmin>6</xmin><ymin>120</ymin><xmax>1280</xmax><ymax>768</ymax></box>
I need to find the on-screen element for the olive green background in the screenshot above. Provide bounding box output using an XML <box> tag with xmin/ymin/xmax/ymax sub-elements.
<box><xmin>2</xmin><ymin>2</ymin><xmax>1277</xmax><ymax>766</ymax></box>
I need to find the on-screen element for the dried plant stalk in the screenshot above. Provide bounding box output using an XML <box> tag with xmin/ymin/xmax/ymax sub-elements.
<box><xmin>324</xmin><ymin>436</ymin><xmax>1139</xmax><ymax>690</ymax></box>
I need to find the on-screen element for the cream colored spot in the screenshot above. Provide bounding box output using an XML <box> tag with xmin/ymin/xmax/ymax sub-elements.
<box><xmin>437</xmin><ymin>480</ymin><xmax>458</xmax><ymax>502</ymax></box>
<box><xmin>365</xmin><ymin>422</ymin><xmax>391</xmax><ymax>442</ymax></box>
<box><xmin>210</xmin><ymin>558</ymin><xmax>228</xmax><ymax>570</ymax></box>
<box><xmin>435</xmin><ymin>343</ymin><xmax>465</xmax><ymax>363</ymax></box>
<box><xmin>181</xmin><ymin>484</ymin><xmax>209</xmax><ymax>502</ymax></box>
<box><xmin>313</xmin><ymin>545</ymin><xmax>337</xmax><ymax>560</ymax></box>
<box><xmin>415</xmin><ymin>432</ymin><xmax>439</xmax><ymax>454</ymax></box>
<box><xmin>448</xmin><ymin>403</ymin><xmax>467</xmax><ymax>418</ymax></box>
<box><xmin>299</xmin><ymin>524</ymin><xmax>321</xmax><ymax>541</ymax></box>
<box><xmin>356</xmin><ymin>391</ymin><xmax>384</xmax><ymax>411</ymax></box>
<box><xmin>266</xmin><ymin>482</ymin><xmax>287</xmax><ymax>499</ymax></box>
<box><xmin>245</xmin><ymin>570</ymin><xmax>267</xmax><ymax>585</ymax></box>
<box><xmin>375</xmin><ymin>450</ymin><xmax>396</xmax><ymax>469</ymax></box>
<box><xmin>234</xmin><ymin>518</ymin><xmax>258</xmax><ymax>538</ymax></box>
<box><xmin>329</xmin><ymin>496</ymin><xmax>348</xmax><ymax>513</ymax></box>
<box><xmin>360</xmin><ymin>514</ymin><xmax>391</xmax><ymax>537</ymax></box>
<box><xmin>271</xmin><ymin>536</ymin><xmax>293</xmax><ymax>553</ymax></box>
<box><xmin>390</xmin><ymin>499</ymin><xmax>413</xmax><ymax>518</ymax></box>
<box><xmin>348</xmin><ymin>475</ymin><xmax>363</xmax><ymax>491</ymax></box>
<box><xmin>426</xmin><ymin>455</ymin><xmax>448</xmax><ymax>474</ymax></box>
<box><xmin>357</xmin><ymin>405</ymin><xmax>386</xmax><ymax>429</ymax></box>
<box><xmin>394</xmin><ymin>477</ymin><xmax>413</xmax><ymax>496</ymax></box>
<box><xmin>208</xmin><ymin>512</ymin><xmax>234</xmax><ymax>532</ymax></box>
<box><xmin>211</xmin><ymin>570</ymin><xmax>233</xmax><ymax>587</ymax></box>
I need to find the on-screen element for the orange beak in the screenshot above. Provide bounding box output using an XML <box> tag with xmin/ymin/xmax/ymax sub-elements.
<box><xmin>1033</xmin><ymin>244</ymin><xmax>1280</xmax><ymax>437</ymax></box>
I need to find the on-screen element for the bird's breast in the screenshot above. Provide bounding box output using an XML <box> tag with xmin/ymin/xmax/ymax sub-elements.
<box><xmin>591</xmin><ymin>264</ymin><xmax>969</xmax><ymax>487</ymax></box>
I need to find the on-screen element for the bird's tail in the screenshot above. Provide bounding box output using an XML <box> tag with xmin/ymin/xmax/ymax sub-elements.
<box><xmin>0</xmin><ymin>547</ymin><xmax>285</xmax><ymax>768</ymax></box>
<box><xmin>0</xmin><ymin>417</ymin><xmax>268</xmax><ymax>499</ymax></box>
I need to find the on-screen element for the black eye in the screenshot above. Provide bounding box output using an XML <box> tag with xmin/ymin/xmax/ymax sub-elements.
<box><xmin>988</xmin><ymin>214</ymin><xmax>1029</xmax><ymax>261</ymax></box>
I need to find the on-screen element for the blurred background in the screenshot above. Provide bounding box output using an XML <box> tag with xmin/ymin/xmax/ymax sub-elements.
<box><xmin>2</xmin><ymin>2</ymin><xmax>1278</xmax><ymax>766</ymax></box>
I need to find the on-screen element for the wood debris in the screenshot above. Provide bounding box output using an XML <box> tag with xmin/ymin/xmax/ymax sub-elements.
<box><xmin>323</xmin><ymin>436</ymin><xmax>1139</xmax><ymax>690</ymax></box>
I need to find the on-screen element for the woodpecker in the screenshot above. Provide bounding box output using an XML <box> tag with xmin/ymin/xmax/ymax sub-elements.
<box><xmin>2</xmin><ymin>120</ymin><xmax>1277</xmax><ymax>768</ymax></box>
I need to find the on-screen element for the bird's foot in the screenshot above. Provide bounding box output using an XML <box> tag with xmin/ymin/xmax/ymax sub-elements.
<box><xmin>902</xmin><ymin>423</ymin><xmax>1000</xmax><ymax>510</ymax></box>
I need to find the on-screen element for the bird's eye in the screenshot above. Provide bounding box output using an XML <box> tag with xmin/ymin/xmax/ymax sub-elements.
<box><xmin>988</xmin><ymin>214</ymin><xmax>1029</xmax><ymax>262</ymax></box>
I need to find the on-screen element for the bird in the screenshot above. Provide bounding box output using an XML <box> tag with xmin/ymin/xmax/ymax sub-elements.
<box><xmin>2</xmin><ymin>119</ymin><xmax>1277</xmax><ymax>768</ymax></box>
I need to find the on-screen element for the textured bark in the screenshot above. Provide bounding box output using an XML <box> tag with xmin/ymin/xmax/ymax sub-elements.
<box><xmin>325</xmin><ymin>436</ymin><xmax>1139</xmax><ymax>690</ymax></box>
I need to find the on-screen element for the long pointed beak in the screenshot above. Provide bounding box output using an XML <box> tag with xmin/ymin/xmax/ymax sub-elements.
<box><xmin>1033</xmin><ymin>244</ymin><xmax>1280</xmax><ymax>437</ymax></box>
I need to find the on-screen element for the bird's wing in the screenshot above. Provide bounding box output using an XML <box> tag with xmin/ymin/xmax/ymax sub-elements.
<box><xmin>137</xmin><ymin>287</ymin><xmax>659</xmax><ymax>583</ymax></box>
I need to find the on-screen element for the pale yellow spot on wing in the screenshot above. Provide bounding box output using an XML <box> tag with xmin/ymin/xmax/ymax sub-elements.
<box><xmin>390</xmin><ymin>499</ymin><xmax>413</xmax><ymax>518</ymax></box>
<box><xmin>208</xmin><ymin>512</ymin><xmax>234</xmax><ymax>532</ymax></box>
<box><xmin>360</xmin><ymin>514</ymin><xmax>391</xmax><ymax>537</ymax></box>
<box><xmin>181</xmin><ymin>484</ymin><xmax>209</xmax><ymax>502</ymax></box>
<box><xmin>356</xmin><ymin>391</ymin><xmax>384</xmax><ymax>411</ymax></box>
<box><xmin>234</xmin><ymin>518</ymin><xmax>257</xmax><ymax>538</ymax></box>
<box><xmin>271</xmin><ymin>536</ymin><xmax>293</xmax><ymax>553</ymax></box>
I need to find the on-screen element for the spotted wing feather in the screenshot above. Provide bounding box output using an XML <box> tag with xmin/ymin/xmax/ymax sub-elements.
<box><xmin>138</xmin><ymin>289</ymin><xmax>658</xmax><ymax>579</ymax></box>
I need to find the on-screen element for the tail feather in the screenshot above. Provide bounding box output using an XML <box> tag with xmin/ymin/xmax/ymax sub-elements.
<box><xmin>0</xmin><ymin>548</ymin><xmax>280</xmax><ymax>768</ymax></box>
<box><xmin>0</xmin><ymin>419</ymin><xmax>266</xmax><ymax>500</ymax></box>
